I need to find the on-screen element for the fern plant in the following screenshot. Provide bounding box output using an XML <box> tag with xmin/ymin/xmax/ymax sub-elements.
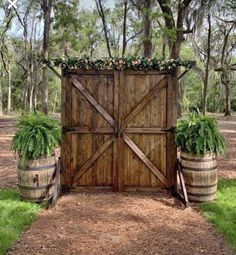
<box><xmin>175</xmin><ymin>114</ymin><xmax>226</xmax><ymax>155</ymax></box>
<box><xmin>12</xmin><ymin>113</ymin><xmax>61</xmax><ymax>162</ymax></box>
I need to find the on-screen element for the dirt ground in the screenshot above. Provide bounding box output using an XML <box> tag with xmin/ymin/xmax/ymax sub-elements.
<box><xmin>0</xmin><ymin>116</ymin><xmax>17</xmax><ymax>189</ymax></box>
<box><xmin>0</xmin><ymin>115</ymin><xmax>235</xmax><ymax>255</ymax></box>
<box><xmin>215</xmin><ymin>114</ymin><xmax>236</xmax><ymax>179</ymax></box>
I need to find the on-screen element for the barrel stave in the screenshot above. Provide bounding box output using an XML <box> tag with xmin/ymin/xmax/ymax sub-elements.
<box><xmin>17</xmin><ymin>156</ymin><xmax>56</xmax><ymax>202</ymax></box>
<box><xmin>181</xmin><ymin>152</ymin><xmax>218</xmax><ymax>202</ymax></box>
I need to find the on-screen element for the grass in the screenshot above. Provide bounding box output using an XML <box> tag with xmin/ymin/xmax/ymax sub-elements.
<box><xmin>200</xmin><ymin>179</ymin><xmax>236</xmax><ymax>250</ymax></box>
<box><xmin>0</xmin><ymin>189</ymin><xmax>41</xmax><ymax>255</ymax></box>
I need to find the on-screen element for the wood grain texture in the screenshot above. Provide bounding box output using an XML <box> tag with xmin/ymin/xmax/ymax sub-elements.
<box><xmin>166</xmin><ymin>75</ymin><xmax>177</xmax><ymax>188</ymax></box>
<box><xmin>61</xmin><ymin>75</ymin><xmax>72</xmax><ymax>187</ymax></box>
<box><xmin>124</xmin><ymin>134</ymin><xmax>167</xmax><ymax>186</ymax></box>
<box><xmin>18</xmin><ymin>156</ymin><xmax>56</xmax><ymax>202</ymax></box>
<box><xmin>71</xmin><ymin>76</ymin><xmax>116</xmax><ymax>127</ymax></box>
<box><xmin>121</xmin><ymin>76</ymin><xmax>166</xmax><ymax>129</ymax></box>
<box><xmin>181</xmin><ymin>152</ymin><xmax>218</xmax><ymax>202</ymax></box>
<box><xmin>62</xmin><ymin>71</ymin><xmax>176</xmax><ymax>190</ymax></box>
<box><xmin>73</xmin><ymin>136</ymin><xmax>114</xmax><ymax>185</ymax></box>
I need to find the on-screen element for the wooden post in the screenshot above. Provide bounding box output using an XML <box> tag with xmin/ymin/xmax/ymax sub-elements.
<box><xmin>117</xmin><ymin>71</ymin><xmax>125</xmax><ymax>191</ymax></box>
<box><xmin>166</xmin><ymin>75</ymin><xmax>177</xmax><ymax>189</ymax></box>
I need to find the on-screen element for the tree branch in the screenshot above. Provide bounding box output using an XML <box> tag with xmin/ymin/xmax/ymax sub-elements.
<box><xmin>95</xmin><ymin>0</ymin><xmax>112</xmax><ymax>58</ymax></box>
<box><xmin>126</xmin><ymin>29</ymin><xmax>143</xmax><ymax>44</ymax></box>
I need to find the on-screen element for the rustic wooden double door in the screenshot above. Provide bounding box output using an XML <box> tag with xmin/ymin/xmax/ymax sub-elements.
<box><xmin>61</xmin><ymin>70</ymin><xmax>177</xmax><ymax>191</ymax></box>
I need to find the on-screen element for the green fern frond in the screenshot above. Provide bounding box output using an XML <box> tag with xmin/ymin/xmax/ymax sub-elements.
<box><xmin>175</xmin><ymin>114</ymin><xmax>226</xmax><ymax>156</ymax></box>
<box><xmin>11</xmin><ymin>113</ymin><xmax>61</xmax><ymax>161</ymax></box>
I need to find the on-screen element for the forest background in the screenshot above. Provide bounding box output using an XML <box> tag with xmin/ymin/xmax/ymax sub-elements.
<box><xmin>0</xmin><ymin>0</ymin><xmax>235</xmax><ymax>117</ymax></box>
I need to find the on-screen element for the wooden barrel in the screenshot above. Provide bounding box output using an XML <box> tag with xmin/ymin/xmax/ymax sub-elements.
<box><xmin>17</xmin><ymin>156</ymin><xmax>56</xmax><ymax>202</ymax></box>
<box><xmin>181</xmin><ymin>152</ymin><xmax>218</xmax><ymax>202</ymax></box>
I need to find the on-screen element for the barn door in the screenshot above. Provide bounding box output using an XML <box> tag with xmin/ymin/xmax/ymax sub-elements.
<box><xmin>117</xmin><ymin>72</ymin><xmax>175</xmax><ymax>191</ymax></box>
<box><xmin>62</xmin><ymin>72</ymin><xmax>117</xmax><ymax>189</ymax></box>
<box><xmin>61</xmin><ymin>71</ymin><xmax>176</xmax><ymax>191</ymax></box>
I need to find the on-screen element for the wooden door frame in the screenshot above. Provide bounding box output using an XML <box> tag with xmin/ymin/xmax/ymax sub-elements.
<box><xmin>62</xmin><ymin>71</ymin><xmax>177</xmax><ymax>191</ymax></box>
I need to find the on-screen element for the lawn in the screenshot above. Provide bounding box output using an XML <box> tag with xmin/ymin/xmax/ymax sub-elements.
<box><xmin>0</xmin><ymin>189</ymin><xmax>41</xmax><ymax>255</ymax></box>
<box><xmin>200</xmin><ymin>179</ymin><xmax>236</xmax><ymax>250</ymax></box>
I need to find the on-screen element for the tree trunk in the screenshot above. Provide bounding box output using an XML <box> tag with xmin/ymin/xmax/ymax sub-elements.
<box><xmin>96</xmin><ymin>0</ymin><xmax>112</xmax><ymax>58</ymax></box>
<box><xmin>162</xmin><ymin>39</ymin><xmax>166</xmax><ymax>58</ymax></box>
<box><xmin>221</xmin><ymin>70</ymin><xmax>231</xmax><ymax>116</ymax></box>
<box><xmin>224</xmin><ymin>81</ymin><xmax>231</xmax><ymax>116</ymax></box>
<box><xmin>52</xmin><ymin>90</ymin><xmax>58</xmax><ymax>113</ymax></box>
<box><xmin>202</xmin><ymin>14</ymin><xmax>211</xmax><ymax>115</ymax></box>
<box><xmin>29</xmin><ymin>86</ymin><xmax>34</xmax><ymax>111</ymax></box>
<box><xmin>143</xmin><ymin>0</ymin><xmax>152</xmax><ymax>58</ymax></box>
<box><xmin>0</xmin><ymin>76</ymin><xmax>3</xmax><ymax>116</ymax></box>
<box><xmin>122</xmin><ymin>0</ymin><xmax>128</xmax><ymax>58</ymax></box>
<box><xmin>7</xmin><ymin>65</ymin><xmax>12</xmax><ymax>115</ymax></box>
<box><xmin>164</xmin><ymin>2</ymin><xmax>189</xmax><ymax>117</ymax></box>
<box><xmin>42</xmin><ymin>0</ymin><xmax>53</xmax><ymax>115</ymax></box>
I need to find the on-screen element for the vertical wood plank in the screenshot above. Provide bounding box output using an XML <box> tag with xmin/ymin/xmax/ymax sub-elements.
<box><xmin>117</xmin><ymin>71</ymin><xmax>125</xmax><ymax>191</ymax></box>
<box><xmin>61</xmin><ymin>70</ymin><xmax>176</xmax><ymax>191</ymax></box>
<box><xmin>166</xmin><ymin>75</ymin><xmax>177</xmax><ymax>188</ymax></box>
<box><xmin>61</xmin><ymin>75</ymin><xmax>72</xmax><ymax>188</ymax></box>
<box><xmin>112</xmin><ymin>71</ymin><xmax>119</xmax><ymax>191</ymax></box>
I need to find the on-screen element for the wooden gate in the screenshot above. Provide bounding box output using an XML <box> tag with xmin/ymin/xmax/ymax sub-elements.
<box><xmin>61</xmin><ymin>70</ymin><xmax>177</xmax><ymax>191</ymax></box>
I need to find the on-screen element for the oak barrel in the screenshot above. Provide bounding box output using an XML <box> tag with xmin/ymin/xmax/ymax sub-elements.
<box><xmin>181</xmin><ymin>152</ymin><xmax>218</xmax><ymax>202</ymax></box>
<box><xmin>17</xmin><ymin>156</ymin><xmax>56</xmax><ymax>202</ymax></box>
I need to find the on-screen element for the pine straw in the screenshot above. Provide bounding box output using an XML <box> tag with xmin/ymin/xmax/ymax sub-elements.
<box><xmin>1</xmin><ymin>115</ymin><xmax>235</xmax><ymax>255</ymax></box>
<box><xmin>9</xmin><ymin>192</ymin><xmax>234</xmax><ymax>255</ymax></box>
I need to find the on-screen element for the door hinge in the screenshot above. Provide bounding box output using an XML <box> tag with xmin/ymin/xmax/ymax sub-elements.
<box><xmin>62</xmin><ymin>126</ymin><xmax>76</xmax><ymax>133</ymax></box>
<box><xmin>161</xmin><ymin>126</ymin><xmax>176</xmax><ymax>133</ymax></box>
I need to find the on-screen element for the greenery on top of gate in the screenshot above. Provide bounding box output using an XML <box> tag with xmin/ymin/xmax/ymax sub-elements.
<box><xmin>47</xmin><ymin>56</ymin><xmax>194</xmax><ymax>71</ymax></box>
<box><xmin>11</xmin><ymin>113</ymin><xmax>61</xmax><ymax>162</ymax></box>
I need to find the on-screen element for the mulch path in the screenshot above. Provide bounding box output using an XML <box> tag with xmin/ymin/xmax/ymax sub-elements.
<box><xmin>0</xmin><ymin>116</ymin><xmax>17</xmax><ymax>189</ymax></box>
<box><xmin>0</xmin><ymin>115</ymin><xmax>235</xmax><ymax>255</ymax></box>
<box><xmin>8</xmin><ymin>192</ymin><xmax>235</xmax><ymax>255</ymax></box>
<box><xmin>216</xmin><ymin>115</ymin><xmax>236</xmax><ymax>179</ymax></box>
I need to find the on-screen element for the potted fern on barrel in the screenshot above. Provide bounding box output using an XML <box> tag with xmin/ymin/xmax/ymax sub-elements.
<box><xmin>175</xmin><ymin>114</ymin><xmax>226</xmax><ymax>202</ymax></box>
<box><xmin>12</xmin><ymin>113</ymin><xmax>61</xmax><ymax>202</ymax></box>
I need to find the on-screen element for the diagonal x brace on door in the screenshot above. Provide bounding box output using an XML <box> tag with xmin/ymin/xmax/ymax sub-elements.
<box><xmin>120</xmin><ymin>75</ymin><xmax>166</xmax><ymax>132</ymax></box>
<box><xmin>71</xmin><ymin>76</ymin><xmax>116</xmax><ymax>128</ymax></box>
<box><xmin>72</xmin><ymin>136</ymin><xmax>115</xmax><ymax>185</ymax></box>
<box><xmin>124</xmin><ymin>134</ymin><xmax>167</xmax><ymax>186</ymax></box>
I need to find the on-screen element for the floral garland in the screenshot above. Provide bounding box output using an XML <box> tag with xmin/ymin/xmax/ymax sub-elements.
<box><xmin>47</xmin><ymin>56</ymin><xmax>194</xmax><ymax>71</ymax></box>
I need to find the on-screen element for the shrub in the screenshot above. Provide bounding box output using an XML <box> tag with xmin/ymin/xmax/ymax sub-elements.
<box><xmin>175</xmin><ymin>114</ymin><xmax>226</xmax><ymax>155</ymax></box>
<box><xmin>12</xmin><ymin>113</ymin><xmax>61</xmax><ymax>162</ymax></box>
<box><xmin>231</xmin><ymin>99</ymin><xmax>236</xmax><ymax>112</ymax></box>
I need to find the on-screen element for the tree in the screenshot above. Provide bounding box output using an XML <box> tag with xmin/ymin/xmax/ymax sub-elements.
<box><xmin>142</xmin><ymin>0</ymin><xmax>153</xmax><ymax>57</ymax></box>
<box><xmin>13</xmin><ymin>0</ymin><xmax>42</xmax><ymax>112</ymax></box>
<box><xmin>41</xmin><ymin>0</ymin><xmax>54</xmax><ymax>115</ymax></box>
<box><xmin>215</xmin><ymin>21</ymin><xmax>236</xmax><ymax>116</ymax></box>
<box><xmin>0</xmin><ymin>7</ymin><xmax>13</xmax><ymax>115</ymax></box>
<box><xmin>202</xmin><ymin>14</ymin><xmax>212</xmax><ymax>115</ymax></box>
<box><xmin>214</xmin><ymin>0</ymin><xmax>236</xmax><ymax>116</ymax></box>
<box><xmin>53</xmin><ymin>0</ymin><xmax>80</xmax><ymax>57</ymax></box>
<box><xmin>156</xmin><ymin>0</ymin><xmax>218</xmax><ymax>116</ymax></box>
<box><xmin>95</xmin><ymin>0</ymin><xmax>112</xmax><ymax>57</ymax></box>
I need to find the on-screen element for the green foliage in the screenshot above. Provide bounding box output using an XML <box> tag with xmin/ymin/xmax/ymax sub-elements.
<box><xmin>49</xmin><ymin>56</ymin><xmax>193</xmax><ymax>71</ymax></box>
<box><xmin>181</xmin><ymin>70</ymin><xmax>203</xmax><ymax>113</ymax></box>
<box><xmin>231</xmin><ymin>99</ymin><xmax>236</xmax><ymax>111</ymax></box>
<box><xmin>11</xmin><ymin>113</ymin><xmax>61</xmax><ymax>161</ymax></box>
<box><xmin>200</xmin><ymin>179</ymin><xmax>236</xmax><ymax>250</ymax></box>
<box><xmin>0</xmin><ymin>189</ymin><xmax>41</xmax><ymax>255</ymax></box>
<box><xmin>175</xmin><ymin>114</ymin><xmax>226</xmax><ymax>155</ymax></box>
